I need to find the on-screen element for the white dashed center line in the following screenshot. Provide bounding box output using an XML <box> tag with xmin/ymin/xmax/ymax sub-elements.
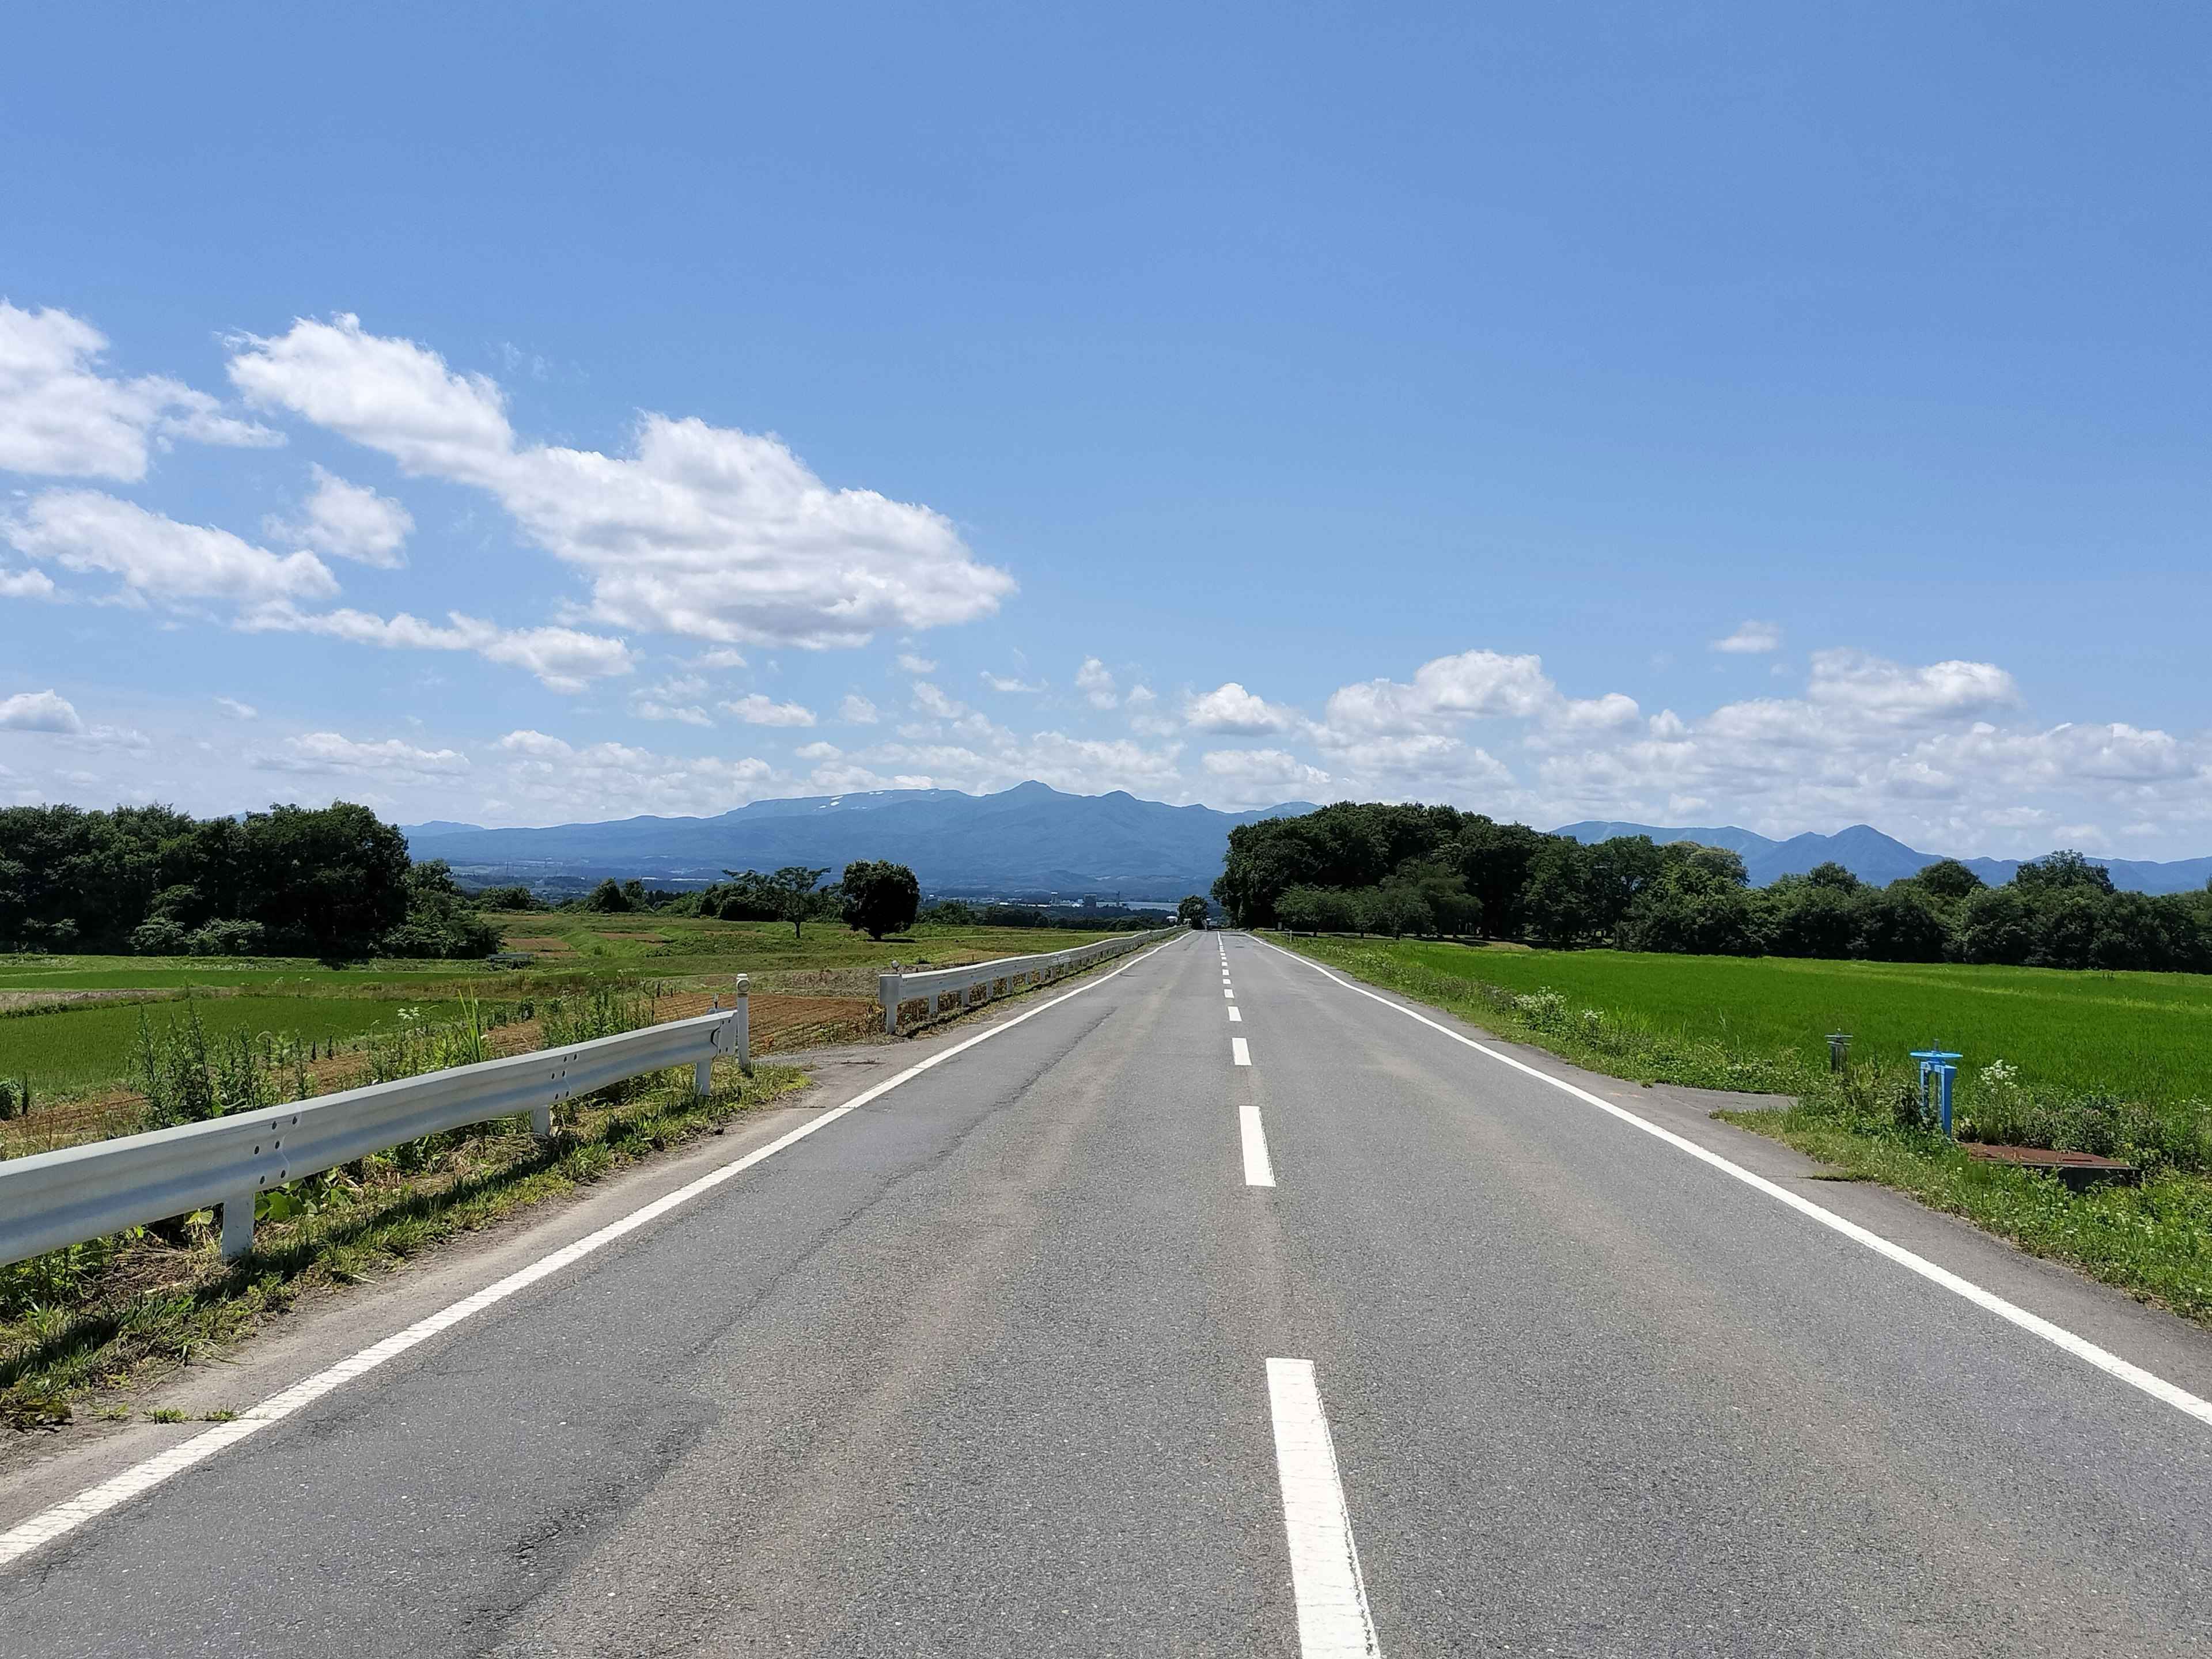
<box><xmin>1228</xmin><ymin>1006</ymin><xmax>1243</xmax><ymax>1022</ymax></box>
<box><xmin>1240</xmin><ymin>1103</ymin><xmax>1276</xmax><ymax>1187</ymax></box>
<box><xmin>1266</xmin><ymin>1358</ymin><xmax>1380</xmax><ymax>1656</ymax></box>
<box><xmin>1232</xmin><ymin>1036</ymin><xmax>1251</xmax><ymax>1066</ymax></box>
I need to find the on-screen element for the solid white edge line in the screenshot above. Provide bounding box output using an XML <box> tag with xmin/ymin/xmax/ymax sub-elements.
<box><xmin>1266</xmin><ymin>1357</ymin><xmax>1380</xmax><ymax>1658</ymax></box>
<box><xmin>1232</xmin><ymin>1036</ymin><xmax>1252</xmax><ymax>1067</ymax></box>
<box><xmin>1259</xmin><ymin>937</ymin><xmax>2212</xmax><ymax>1431</ymax></box>
<box><xmin>1241</xmin><ymin>1103</ymin><xmax>1277</xmax><ymax>1187</ymax></box>
<box><xmin>0</xmin><ymin>935</ymin><xmax>1190</xmax><ymax>1571</ymax></box>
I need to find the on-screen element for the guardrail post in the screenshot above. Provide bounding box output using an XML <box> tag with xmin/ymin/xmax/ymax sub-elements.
<box><xmin>220</xmin><ymin>1191</ymin><xmax>255</xmax><ymax>1260</ymax></box>
<box><xmin>734</xmin><ymin>974</ymin><xmax>752</xmax><ymax>1075</ymax></box>
<box><xmin>880</xmin><ymin>966</ymin><xmax>902</xmax><ymax>1035</ymax></box>
<box><xmin>532</xmin><ymin>1105</ymin><xmax>553</xmax><ymax>1138</ymax></box>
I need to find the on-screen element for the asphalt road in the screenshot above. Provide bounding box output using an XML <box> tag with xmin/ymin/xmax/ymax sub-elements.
<box><xmin>3</xmin><ymin>931</ymin><xmax>2210</xmax><ymax>1656</ymax></box>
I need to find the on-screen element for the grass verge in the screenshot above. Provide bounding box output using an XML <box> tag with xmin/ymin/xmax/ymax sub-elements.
<box><xmin>1</xmin><ymin>1059</ymin><xmax>808</xmax><ymax>1435</ymax></box>
<box><xmin>1290</xmin><ymin>935</ymin><xmax>2212</xmax><ymax>1331</ymax></box>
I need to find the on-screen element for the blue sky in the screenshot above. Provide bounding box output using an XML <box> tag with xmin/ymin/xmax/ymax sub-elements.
<box><xmin>3</xmin><ymin>3</ymin><xmax>2210</xmax><ymax>857</ymax></box>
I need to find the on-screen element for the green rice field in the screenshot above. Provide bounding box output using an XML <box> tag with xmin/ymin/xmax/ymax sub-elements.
<box><xmin>1309</xmin><ymin>941</ymin><xmax>2212</xmax><ymax>1104</ymax></box>
<box><xmin>0</xmin><ymin>915</ymin><xmax>1129</xmax><ymax>1100</ymax></box>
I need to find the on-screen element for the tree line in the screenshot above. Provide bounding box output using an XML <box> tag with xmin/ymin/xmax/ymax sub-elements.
<box><xmin>0</xmin><ymin>802</ymin><xmax>498</xmax><ymax>959</ymax></box>
<box><xmin>1213</xmin><ymin>802</ymin><xmax>2212</xmax><ymax>973</ymax></box>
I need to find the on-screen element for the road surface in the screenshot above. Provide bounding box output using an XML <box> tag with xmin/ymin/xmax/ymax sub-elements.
<box><xmin>3</xmin><ymin>931</ymin><xmax>2209</xmax><ymax>1656</ymax></box>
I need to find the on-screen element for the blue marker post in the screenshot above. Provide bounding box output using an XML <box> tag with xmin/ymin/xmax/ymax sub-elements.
<box><xmin>1910</xmin><ymin>1049</ymin><xmax>1963</xmax><ymax>1136</ymax></box>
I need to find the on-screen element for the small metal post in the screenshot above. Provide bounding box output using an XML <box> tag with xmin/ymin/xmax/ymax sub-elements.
<box><xmin>1825</xmin><ymin>1033</ymin><xmax>1851</xmax><ymax>1072</ymax></box>
<box><xmin>1909</xmin><ymin>1049</ymin><xmax>1962</xmax><ymax>1135</ymax></box>
<box><xmin>220</xmin><ymin>1191</ymin><xmax>256</xmax><ymax>1260</ymax></box>
<box><xmin>694</xmin><ymin>1058</ymin><xmax>714</xmax><ymax>1096</ymax></box>
<box><xmin>532</xmin><ymin>1104</ymin><xmax>553</xmax><ymax>1138</ymax></box>
<box><xmin>734</xmin><ymin>974</ymin><xmax>751</xmax><ymax>1076</ymax></box>
<box><xmin>880</xmin><ymin>965</ymin><xmax>902</xmax><ymax>1035</ymax></box>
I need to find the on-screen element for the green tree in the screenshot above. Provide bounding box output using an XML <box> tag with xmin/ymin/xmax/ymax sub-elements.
<box><xmin>842</xmin><ymin>859</ymin><xmax>921</xmax><ymax>940</ymax></box>
<box><xmin>725</xmin><ymin>865</ymin><xmax>832</xmax><ymax>939</ymax></box>
<box><xmin>585</xmin><ymin>877</ymin><xmax>633</xmax><ymax>913</ymax></box>
<box><xmin>1177</xmin><ymin>895</ymin><xmax>1211</xmax><ymax>929</ymax></box>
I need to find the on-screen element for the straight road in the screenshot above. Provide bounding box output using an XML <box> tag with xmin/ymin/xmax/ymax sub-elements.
<box><xmin>3</xmin><ymin>931</ymin><xmax>2209</xmax><ymax>1656</ymax></box>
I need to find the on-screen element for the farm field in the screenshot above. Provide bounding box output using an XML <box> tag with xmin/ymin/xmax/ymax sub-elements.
<box><xmin>1318</xmin><ymin>940</ymin><xmax>2212</xmax><ymax>1105</ymax></box>
<box><xmin>0</xmin><ymin>915</ymin><xmax>1129</xmax><ymax>1105</ymax></box>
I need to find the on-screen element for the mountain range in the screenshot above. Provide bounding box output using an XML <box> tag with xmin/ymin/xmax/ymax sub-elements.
<box><xmin>401</xmin><ymin>786</ymin><xmax>2212</xmax><ymax>902</ymax></box>
<box><xmin>1553</xmin><ymin>820</ymin><xmax>2212</xmax><ymax>895</ymax></box>
<box><xmin>402</xmin><ymin>782</ymin><xmax>1319</xmax><ymax>901</ymax></box>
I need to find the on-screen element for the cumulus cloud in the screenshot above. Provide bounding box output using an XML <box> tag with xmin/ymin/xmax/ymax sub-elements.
<box><xmin>1184</xmin><ymin>681</ymin><xmax>1302</xmax><ymax>736</ymax></box>
<box><xmin>0</xmin><ymin>303</ymin><xmax>279</xmax><ymax>481</ymax></box>
<box><xmin>895</xmin><ymin>653</ymin><xmax>938</xmax><ymax>675</ymax></box>
<box><xmin>5</xmin><ymin>490</ymin><xmax>337</xmax><ymax>607</ymax></box>
<box><xmin>1321</xmin><ymin>649</ymin><xmax>1556</xmax><ymax>741</ymax></box>
<box><xmin>1712</xmin><ymin>620</ymin><xmax>1783</xmax><ymax>654</ymax></box>
<box><xmin>255</xmin><ymin>731</ymin><xmax>471</xmax><ymax>779</ymax></box>
<box><xmin>1122</xmin><ymin>685</ymin><xmax>1177</xmax><ymax>736</ymax></box>
<box><xmin>270</xmin><ymin>466</ymin><xmax>413</xmax><ymax>567</ymax></box>
<box><xmin>722</xmin><ymin>693</ymin><xmax>817</xmax><ymax>727</ymax></box>
<box><xmin>0</xmin><ymin>690</ymin><xmax>85</xmax><ymax>733</ymax></box>
<box><xmin>0</xmin><ymin>566</ymin><xmax>56</xmax><ymax>600</ymax></box>
<box><xmin>490</xmin><ymin>729</ymin><xmax>779</xmax><ymax>818</ymax></box>
<box><xmin>228</xmin><ymin>315</ymin><xmax>1014</xmax><ymax>649</ymax></box>
<box><xmin>239</xmin><ymin>603</ymin><xmax>633</xmax><ymax>692</ymax></box>
<box><xmin>982</xmin><ymin>671</ymin><xmax>1044</xmax><ymax>694</ymax></box>
<box><xmin>1074</xmin><ymin>657</ymin><xmax>1118</xmax><ymax>709</ymax></box>
<box><xmin>1200</xmin><ymin>747</ymin><xmax>1332</xmax><ymax>805</ymax></box>
<box><xmin>838</xmin><ymin>694</ymin><xmax>880</xmax><ymax>725</ymax></box>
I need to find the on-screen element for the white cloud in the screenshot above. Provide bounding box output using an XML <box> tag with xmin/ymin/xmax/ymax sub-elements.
<box><xmin>1199</xmin><ymin>747</ymin><xmax>1332</xmax><ymax>806</ymax></box>
<box><xmin>215</xmin><ymin>696</ymin><xmax>257</xmax><ymax>720</ymax></box>
<box><xmin>838</xmin><ymin>694</ymin><xmax>880</xmax><ymax>725</ymax></box>
<box><xmin>229</xmin><ymin>315</ymin><xmax>1014</xmax><ymax>649</ymax></box>
<box><xmin>490</xmin><ymin>729</ymin><xmax>779</xmax><ymax>818</ymax></box>
<box><xmin>895</xmin><ymin>653</ymin><xmax>938</xmax><ymax>675</ymax></box>
<box><xmin>1712</xmin><ymin>620</ymin><xmax>1783</xmax><ymax>654</ymax></box>
<box><xmin>270</xmin><ymin>465</ymin><xmax>412</xmax><ymax>567</ymax></box>
<box><xmin>1184</xmin><ymin>681</ymin><xmax>1302</xmax><ymax>736</ymax></box>
<box><xmin>0</xmin><ymin>690</ymin><xmax>84</xmax><ymax>733</ymax></box>
<box><xmin>6</xmin><ymin>490</ymin><xmax>337</xmax><ymax>605</ymax></box>
<box><xmin>254</xmin><ymin>732</ymin><xmax>469</xmax><ymax>780</ymax></box>
<box><xmin>1074</xmin><ymin>657</ymin><xmax>1118</xmax><ymax>709</ymax></box>
<box><xmin>1321</xmin><ymin>649</ymin><xmax>1555</xmax><ymax>741</ymax></box>
<box><xmin>1801</xmin><ymin>649</ymin><xmax>2020</xmax><ymax>723</ymax></box>
<box><xmin>1122</xmin><ymin>685</ymin><xmax>1177</xmax><ymax>736</ymax></box>
<box><xmin>0</xmin><ymin>567</ymin><xmax>56</xmax><ymax>600</ymax></box>
<box><xmin>239</xmin><ymin>603</ymin><xmax>633</xmax><ymax>692</ymax></box>
<box><xmin>982</xmin><ymin>671</ymin><xmax>1044</xmax><ymax>694</ymax></box>
<box><xmin>0</xmin><ymin>302</ymin><xmax>279</xmax><ymax>481</ymax></box>
<box><xmin>722</xmin><ymin>693</ymin><xmax>817</xmax><ymax>727</ymax></box>
<box><xmin>631</xmin><ymin>699</ymin><xmax>714</xmax><ymax>726</ymax></box>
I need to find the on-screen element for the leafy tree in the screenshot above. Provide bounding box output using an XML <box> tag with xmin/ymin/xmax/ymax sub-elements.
<box><xmin>842</xmin><ymin>859</ymin><xmax>921</xmax><ymax>940</ymax></box>
<box><xmin>1177</xmin><ymin>895</ymin><xmax>1211</xmax><ymax>929</ymax></box>
<box><xmin>1910</xmin><ymin>858</ymin><xmax>1984</xmax><ymax>902</ymax></box>
<box><xmin>585</xmin><ymin>878</ymin><xmax>634</xmax><ymax>914</ymax></box>
<box><xmin>382</xmin><ymin>860</ymin><xmax>503</xmax><ymax>959</ymax></box>
<box><xmin>1849</xmin><ymin>887</ymin><xmax>1948</xmax><ymax>963</ymax></box>
<box><xmin>474</xmin><ymin>884</ymin><xmax>541</xmax><ymax>911</ymax></box>
<box><xmin>721</xmin><ymin>865</ymin><xmax>832</xmax><ymax>939</ymax></box>
<box><xmin>2014</xmin><ymin>849</ymin><xmax>2116</xmax><ymax>894</ymax></box>
<box><xmin>1362</xmin><ymin>884</ymin><xmax>1433</xmax><ymax>938</ymax></box>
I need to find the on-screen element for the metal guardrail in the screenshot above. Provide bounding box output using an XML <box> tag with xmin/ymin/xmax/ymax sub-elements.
<box><xmin>0</xmin><ymin>981</ymin><xmax>754</xmax><ymax>1268</ymax></box>
<box><xmin>877</xmin><ymin>927</ymin><xmax>1184</xmax><ymax>1035</ymax></box>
